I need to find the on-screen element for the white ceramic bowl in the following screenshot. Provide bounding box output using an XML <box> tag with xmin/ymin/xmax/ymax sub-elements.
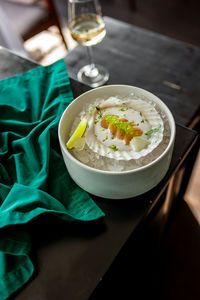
<box><xmin>58</xmin><ymin>85</ymin><xmax>175</xmax><ymax>199</ymax></box>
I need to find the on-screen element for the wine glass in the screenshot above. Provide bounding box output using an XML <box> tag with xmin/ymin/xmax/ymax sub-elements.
<box><xmin>68</xmin><ymin>0</ymin><xmax>109</xmax><ymax>88</ymax></box>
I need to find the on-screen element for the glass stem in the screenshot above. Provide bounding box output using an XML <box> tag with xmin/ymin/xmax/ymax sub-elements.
<box><xmin>87</xmin><ymin>46</ymin><xmax>94</xmax><ymax>67</ymax></box>
<box><xmin>85</xmin><ymin>46</ymin><xmax>99</xmax><ymax>78</ymax></box>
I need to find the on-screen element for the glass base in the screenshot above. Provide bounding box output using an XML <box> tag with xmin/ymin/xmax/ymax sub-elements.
<box><xmin>77</xmin><ymin>64</ymin><xmax>109</xmax><ymax>88</ymax></box>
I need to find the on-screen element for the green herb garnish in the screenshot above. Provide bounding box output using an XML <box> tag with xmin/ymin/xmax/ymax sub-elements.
<box><xmin>109</xmin><ymin>145</ymin><xmax>118</xmax><ymax>152</ymax></box>
<box><xmin>145</xmin><ymin>125</ymin><xmax>161</xmax><ymax>135</ymax></box>
<box><xmin>102</xmin><ymin>136</ymin><xmax>108</xmax><ymax>142</ymax></box>
<box><xmin>98</xmin><ymin>110</ymin><xmax>103</xmax><ymax>118</ymax></box>
<box><xmin>96</xmin><ymin>106</ymin><xmax>103</xmax><ymax>119</ymax></box>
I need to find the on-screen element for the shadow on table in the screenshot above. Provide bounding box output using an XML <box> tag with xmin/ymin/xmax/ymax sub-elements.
<box><xmin>90</xmin><ymin>199</ymin><xmax>200</xmax><ymax>300</ymax></box>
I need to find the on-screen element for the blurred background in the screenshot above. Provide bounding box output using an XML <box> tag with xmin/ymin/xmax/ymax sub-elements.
<box><xmin>1</xmin><ymin>0</ymin><xmax>200</xmax><ymax>64</ymax></box>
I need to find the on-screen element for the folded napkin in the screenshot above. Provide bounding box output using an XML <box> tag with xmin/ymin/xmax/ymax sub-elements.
<box><xmin>0</xmin><ymin>59</ymin><xmax>104</xmax><ymax>299</ymax></box>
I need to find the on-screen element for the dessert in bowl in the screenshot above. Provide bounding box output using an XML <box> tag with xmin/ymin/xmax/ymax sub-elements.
<box><xmin>58</xmin><ymin>85</ymin><xmax>175</xmax><ymax>199</ymax></box>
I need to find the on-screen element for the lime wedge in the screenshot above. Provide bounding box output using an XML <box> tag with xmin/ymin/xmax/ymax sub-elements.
<box><xmin>131</xmin><ymin>136</ymin><xmax>150</xmax><ymax>152</ymax></box>
<box><xmin>71</xmin><ymin>137</ymin><xmax>86</xmax><ymax>151</ymax></box>
<box><xmin>66</xmin><ymin>118</ymin><xmax>88</xmax><ymax>149</ymax></box>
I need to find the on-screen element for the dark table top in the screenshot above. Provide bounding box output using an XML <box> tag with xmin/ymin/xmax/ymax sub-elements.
<box><xmin>65</xmin><ymin>16</ymin><xmax>200</xmax><ymax>128</ymax></box>
<box><xmin>0</xmin><ymin>34</ymin><xmax>199</xmax><ymax>299</ymax></box>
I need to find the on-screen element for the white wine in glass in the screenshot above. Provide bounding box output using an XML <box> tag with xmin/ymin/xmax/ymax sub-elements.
<box><xmin>68</xmin><ymin>0</ymin><xmax>109</xmax><ymax>87</ymax></box>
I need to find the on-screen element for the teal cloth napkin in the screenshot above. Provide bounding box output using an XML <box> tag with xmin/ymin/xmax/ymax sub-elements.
<box><xmin>0</xmin><ymin>59</ymin><xmax>105</xmax><ymax>299</ymax></box>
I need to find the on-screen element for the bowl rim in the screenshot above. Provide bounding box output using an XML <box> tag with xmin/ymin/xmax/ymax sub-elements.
<box><xmin>58</xmin><ymin>84</ymin><xmax>176</xmax><ymax>175</ymax></box>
